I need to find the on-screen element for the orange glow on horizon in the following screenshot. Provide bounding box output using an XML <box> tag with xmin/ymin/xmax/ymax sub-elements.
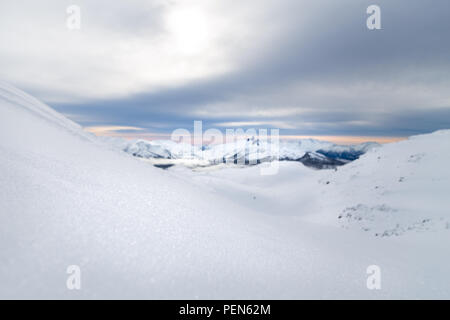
<box><xmin>85</xmin><ymin>126</ymin><xmax>406</xmax><ymax>145</ymax></box>
<box><xmin>279</xmin><ymin>135</ymin><xmax>406</xmax><ymax>145</ymax></box>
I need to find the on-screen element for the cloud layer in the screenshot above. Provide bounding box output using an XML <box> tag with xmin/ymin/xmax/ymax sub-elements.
<box><xmin>1</xmin><ymin>0</ymin><xmax>450</xmax><ymax>137</ymax></box>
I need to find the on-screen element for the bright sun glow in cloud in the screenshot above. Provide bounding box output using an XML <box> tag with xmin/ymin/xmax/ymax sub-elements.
<box><xmin>0</xmin><ymin>1</ymin><xmax>235</xmax><ymax>103</ymax></box>
<box><xmin>166</xmin><ymin>7</ymin><xmax>210</xmax><ymax>55</ymax></box>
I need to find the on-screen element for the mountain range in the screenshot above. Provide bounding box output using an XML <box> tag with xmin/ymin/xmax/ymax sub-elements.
<box><xmin>123</xmin><ymin>137</ymin><xmax>380</xmax><ymax>169</ymax></box>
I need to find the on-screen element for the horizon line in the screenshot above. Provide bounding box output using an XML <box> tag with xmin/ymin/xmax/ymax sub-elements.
<box><xmin>85</xmin><ymin>126</ymin><xmax>406</xmax><ymax>145</ymax></box>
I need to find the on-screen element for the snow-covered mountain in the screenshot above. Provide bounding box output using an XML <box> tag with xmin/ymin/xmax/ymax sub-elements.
<box><xmin>123</xmin><ymin>137</ymin><xmax>380</xmax><ymax>169</ymax></box>
<box><xmin>1</xmin><ymin>82</ymin><xmax>449</xmax><ymax>299</ymax></box>
<box><xmin>297</xmin><ymin>152</ymin><xmax>346</xmax><ymax>169</ymax></box>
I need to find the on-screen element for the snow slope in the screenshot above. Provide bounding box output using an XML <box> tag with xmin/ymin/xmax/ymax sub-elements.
<box><xmin>1</xmin><ymin>82</ymin><xmax>449</xmax><ymax>299</ymax></box>
<box><xmin>322</xmin><ymin>130</ymin><xmax>450</xmax><ymax>236</ymax></box>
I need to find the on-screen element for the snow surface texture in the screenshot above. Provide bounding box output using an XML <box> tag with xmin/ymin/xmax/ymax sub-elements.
<box><xmin>1</xmin><ymin>81</ymin><xmax>449</xmax><ymax>299</ymax></box>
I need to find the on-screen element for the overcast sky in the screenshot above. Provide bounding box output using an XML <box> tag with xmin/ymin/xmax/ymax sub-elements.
<box><xmin>1</xmin><ymin>0</ymin><xmax>450</xmax><ymax>140</ymax></box>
